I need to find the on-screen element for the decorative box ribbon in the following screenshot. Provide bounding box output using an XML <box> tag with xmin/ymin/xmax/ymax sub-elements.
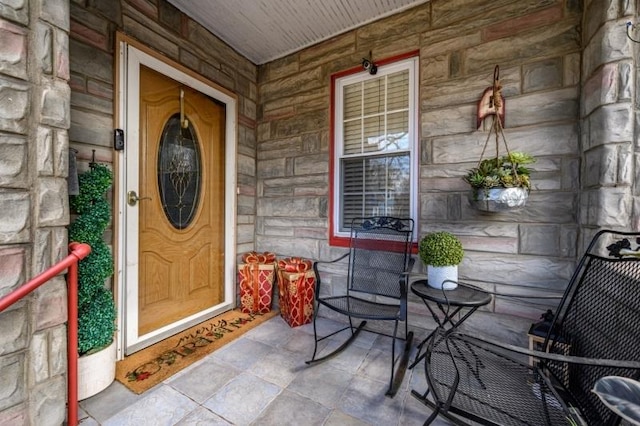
<box><xmin>277</xmin><ymin>257</ymin><xmax>312</xmax><ymax>272</ymax></box>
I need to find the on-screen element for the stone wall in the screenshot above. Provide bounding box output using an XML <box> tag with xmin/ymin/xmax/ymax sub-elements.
<box><xmin>581</xmin><ymin>0</ymin><xmax>638</xmax><ymax>242</ymax></box>
<box><xmin>69</xmin><ymin>0</ymin><xmax>259</xmax><ymax>254</ymax></box>
<box><xmin>257</xmin><ymin>0</ymin><xmax>585</xmax><ymax>331</ymax></box>
<box><xmin>0</xmin><ymin>0</ymin><xmax>71</xmax><ymax>424</ymax></box>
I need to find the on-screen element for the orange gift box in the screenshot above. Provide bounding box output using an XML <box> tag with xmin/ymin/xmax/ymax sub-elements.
<box><xmin>276</xmin><ymin>257</ymin><xmax>315</xmax><ymax>327</ymax></box>
<box><xmin>237</xmin><ymin>251</ymin><xmax>276</xmax><ymax>314</ymax></box>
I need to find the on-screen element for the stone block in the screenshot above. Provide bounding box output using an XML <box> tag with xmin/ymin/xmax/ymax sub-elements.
<box><xmin>582</xmin><ymin>21</ymin><xmax>631</xmax><ymax>78</ymax></box>
<box><xmin>423</xmin><ymin>65</ymin><xmax>521</xmax><ymax>111</ymax></box>
<box><xmin>31</xmin><ymin>332</ymin><xmax>49</xmax><ymax>383</ymax></box>
<box><xmin>54</xmin><ymin>28</ymin><xmax>69</xmax><ymax>80</ymax></box>
<box><xmin>432</xmin><ymin>123</ymin><xmax>578</xmax><ymax>164</ymax></box>
<box><xmin>0</xmin><ymin>78</ymin><xmax>29</xmax><ymax>134</ymax></box>
<box><xmin>564</xmin><ymin>52</ymin><xmax>580</xmax><ymax>86</ymax></box>
<box><xmin>589</xmin><ymin>103</ymin><xmax>633</xmax><ymax>147</ymax></box>
<box><xmin>257</xmin><ymin>158</ymin><xmax>286</xmax><ymax>179</ymax></box>
<box><xmin>0</xmin><ymin>403</ymin><xmax>27</xmax><ymax>425</ymax></box>
<box><xmin>272</xmin><ymin>110</ymin><xmax>327</xmax><ymax>139</ymax></box>
<box><xmin>39</xmin><ymin>0</ymin><xmax>70</xmax><ymax>30</ymax></box>
<box><xmin>294</xmin><ymin>154</ymin><xmax>328</xmax><ymax>175</ymax></box>
<box><xmin>237</xmin><ymin>153</ymin><xmax>255</xmax><ymax>177</ymax></box>
<box><xmin>53</xmin><ymin>130</ymin><xmax>69</xmax><ymax>178</ymax></box>
<box><xmin>71</xmin><ymin>91</ymin><xmax>112</xmax><ymax>115</ymax></box>
<box><xmin>523</xmin><ymin>58</ymin><xmax>562</xmax><ymax>92</ymax></box>
<box><xmin>33</xmin><ymin>276</ymin><xmax>67</xmax><ymax>331</ymax></box>
<box><xmin>260</xmin><ymin>67</ymin><xmax>323</xmax><ymax>104</ymax></box>
<box><xmin>256</xmin><ymin>235</ymin><xmax>318</xmax><ymax>260</ymax></box>
<box><xmin>36</xmin><ymin>22</ymin><xmax>53</xmax><ymax>75</ymax></box>
<box><xmin>465</xmin><ymin>22</ymin><xmax>580</xmax><ymax>75</ymax></box>
<box><xmin>263</xmin><ymin>55</ymin><xmax>299</xmax><ymax>82</ymax></box>
<box><xmin>0</xmin><ymin>353</ymin><xmax>25</xmax><ymax>411</ymax></box>
<box><xmin>69</xmin><ymin>108</ymin><xmax>112</xmax><ymax>147</ymax></box>
<box><xmin>0</xmin><ymin>191</ymin><xmax>29</xmax><ymax>243</ymax></box>
<box><xmin>421</xmin><ymin>104</ymin><xmax>476</xmax><ymax>137</ymax></box>
<box><xmin>49</xmin><ymin>325</ymin><xmax>66</xmax><ymax>377</ymax></box>
<box><xmin>69</xmin><ymin>38</ymin><xmax>113</xmax><ymax>83</ymax></box>
<box><xmin>519</xmin><ymin>224</ymin><xmax>561</xmax><ymax>256</ymax></box>
<box><xmin>585</xmin><ymin>188</ymin><xmax>632</xmax><ymax>228</ymax></box>
<box><xmin>0</xmin><ymin>0</ymin><xmax>28</xmax><ymax>25</ymax></box>
<box><xmin>420</xmin><ymin>55</ymin><xmax>449</xmax><ymax>84</ymax></box>
<box><xmin>506</xmin><ymin>87</ymin><xmax>578</xmax><ymax>128</ymax></box>
<box><xmin>582</xmin><ymin>62</ymin><xmax>618</xmax><ymax>116</ymax></box>
<box><xmin>420</xmin><ymin>193</ymin><xmax>448</xmax><ymax>220</ymax></box>
<box><xmin>0</xmin><ymin>18</ymin><xmax>27</xmax><ymax>79</ymax></box>
<box><xmin>299</xmin><ymin>32</ymin><xmax>354</xmax><ymax>71</ymax></box>
<box><xmin>0</xmin><ymin>306</ymin><xmax>28</xmax><ymax>355</ymax></box>
<box><xmin>459</xmin><ymin>252</ymin><xmax>574</xmax><ymax>290</ymax></box>
<box><xmin>257</xmin><ymin>196</ymin><xmax>322</xmax><ymax>218</ymax></box>
<box><xmin>30</xmin><ymin>375</ymin><xmax>65</xmax><ymax>426</ymax></box>
<box><xmin>0</xmin><ymin>133</ymin><xmax>27</xmax><ymax>188</ymax></box>
<box><xmin>40</xmin><ymin>81</ymin><xmax>70</xmax><ymax>128</ymax></box>
<box><xmin>37</xmin><ymin>178</ymin><xmax>68</xmax><ymax>227</ymax></box>
<box><xmin>37</xmin><ymin>127</ymin><xmax>54</xmax><ymax>176</ymax></box>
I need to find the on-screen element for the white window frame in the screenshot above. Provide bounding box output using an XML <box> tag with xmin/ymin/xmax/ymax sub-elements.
<box><xmin>332</xmin><ymin>56</ymin><xmax>419</xmax><ymax>241</ymax></box>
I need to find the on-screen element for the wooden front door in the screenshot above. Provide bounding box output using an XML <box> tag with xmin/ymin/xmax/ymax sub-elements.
<box><xmin>137</xmin><ymin>65</ymin><xmax>225</xmax><ymax>336</ymax></box>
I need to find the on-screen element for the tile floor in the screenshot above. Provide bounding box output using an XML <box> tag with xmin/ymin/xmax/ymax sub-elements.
<box><xmin>78</xmin><ymin>315</ymin><xmax>452</xmax><ymax>425</ymax></box>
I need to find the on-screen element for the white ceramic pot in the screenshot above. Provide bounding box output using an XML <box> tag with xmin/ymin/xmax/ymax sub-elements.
<box><xmin>78</xmin><ymin>339</ymin><xmax>116</xmax><ymax>400</ymax></box>
<box><xmin>427</xmin><ymin>265</ymin><xmax>458</xmax><ymax>290</ymax></box>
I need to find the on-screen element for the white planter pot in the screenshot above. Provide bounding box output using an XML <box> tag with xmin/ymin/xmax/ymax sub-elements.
<box><xmin>78</xmin><ymin>339</ymin><xmax>116</xmax><ymax>400</ymax></box>
<box><xmin>427</xmin><ymin>265</ymin><xmax>458</xmax><ymax>290</ymax></box>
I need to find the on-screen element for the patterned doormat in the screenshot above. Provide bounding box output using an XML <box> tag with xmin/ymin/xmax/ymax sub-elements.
<box><xmin>115</xmin><ymin>309</ymin><xmax>278</xmax><ymax>394</ymax></box>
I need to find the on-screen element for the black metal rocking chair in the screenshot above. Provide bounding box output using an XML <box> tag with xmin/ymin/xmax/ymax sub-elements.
<box><xmin>418</xmin><ymin>229</ymin><xmax>640</xmax><ymax>425</ymax></box>
<box><xmin>306</xmin><ymin>216</ymin><xmax>415</xmax><ymax>397</ymax></box>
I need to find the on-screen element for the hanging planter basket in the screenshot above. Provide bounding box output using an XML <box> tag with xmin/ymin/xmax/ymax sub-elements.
<box><xmin>465</xmin><ymin>65</ymin><xmax>535</xmax><ymax>213</ymax></box>
<box><xmin>469</xmin><ymin>187</ymin><xmax>529</xmax><ymax>212</ymax></box>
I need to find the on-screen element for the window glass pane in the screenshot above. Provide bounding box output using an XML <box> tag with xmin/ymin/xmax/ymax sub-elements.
<box><xmin>387</xmin><ymin>70</ymin><xmax>409</xmax><ymax>110</ymax></box>
<box><xmin>344</xmin><ymin>119</ymin><xmax>362</xmax><ymax>155</ymax></box>
<box><xmin>157</xmin><ymin>114</ymin><xmax>201</xmax><ymax>230</ymax></box>
<box><xmin>363</xmin><ymin>116</ymin><xmax>384</xmax><ymax>153</ymax></box>
<box><xmin>344</xmin><ymin>83</ymin><xmax>362</xmax><ymax>120</ymax></box>
<box><xmin>340</xmin><ymin>153</ymin><xmax>410</xmax><ymax>232</ymax></box>
<box><xmin>363</xmin><ymin>79</ymin><xmax>384</xmax><ymax>115</ymax></box>
<box><xmin>387</xmin><ymin>111</ymin><xmax>409</xmax><ymax>150</ymax></box>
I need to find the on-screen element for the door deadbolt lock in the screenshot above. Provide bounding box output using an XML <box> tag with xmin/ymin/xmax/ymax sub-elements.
<box><xmin>127</xmin><ymin>190</ymin><xmax>151</xmax><ymax>206</ymax></box>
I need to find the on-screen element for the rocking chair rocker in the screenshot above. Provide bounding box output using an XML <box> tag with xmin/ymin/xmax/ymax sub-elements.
<box><xmin>306</xmin><ymin>216</ymin><xmax>415</xmax><ymax>397</ymax></box>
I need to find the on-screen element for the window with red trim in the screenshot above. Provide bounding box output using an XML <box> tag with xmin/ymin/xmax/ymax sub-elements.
<box><xmin>329</xmin><ymin>54</ymin><xmax>419</xmax><ymax>246</ymax></box>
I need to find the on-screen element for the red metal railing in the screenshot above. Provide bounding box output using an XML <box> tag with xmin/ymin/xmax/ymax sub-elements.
<box><xmin>0</xmin><ymin>242</ymin><xmax>91</xmax><ymax>426</ymax></box>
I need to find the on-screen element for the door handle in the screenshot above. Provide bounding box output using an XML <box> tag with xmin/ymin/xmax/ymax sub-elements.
<box><xmin>127</xmin><ymin>190</ymin><xmax>151</xmax><ymax>206</ymax></box>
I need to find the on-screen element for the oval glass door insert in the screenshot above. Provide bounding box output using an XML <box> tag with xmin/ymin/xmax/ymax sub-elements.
<box><xmin>157</xmin><ymin>114</ymin><xmax>201</xmax><ymax>229</ymax></box>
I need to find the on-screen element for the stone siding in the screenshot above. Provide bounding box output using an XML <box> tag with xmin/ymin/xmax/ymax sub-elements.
<box><xmin>257</xmin><ymin>0</ymin><xmax>585</xmax><ymax>333</ymax></box>
<box><xmin>1</xmin><ymin>0</ymin><xmax>639</xmax><ymax>422</ymax></box>
<box><xmin>0</xmin><ymin>0</ymin><xmax>70</xmax><ymax>424</ymax></box>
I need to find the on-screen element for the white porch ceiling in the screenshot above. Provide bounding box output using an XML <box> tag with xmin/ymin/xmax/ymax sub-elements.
<box><xmin>168</xmin><ymin>0</ymin><xmax>430</xmax><ymax>65</ymax></box>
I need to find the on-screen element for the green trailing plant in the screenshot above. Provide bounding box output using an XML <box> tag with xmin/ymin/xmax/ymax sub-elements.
<box><xmin>419</xmin><ymin>232</ymin><xmax>464</xmax><ymax>267</ymax></box>
<box><xmin>464</xmin><ymin>152</ymin><xmax>535</xmax><ymax>190</ymax></box>
<box><xmin>68</xmin><ymin>163</ymin><xmax>116</xmax><ymax>355</ymax></box>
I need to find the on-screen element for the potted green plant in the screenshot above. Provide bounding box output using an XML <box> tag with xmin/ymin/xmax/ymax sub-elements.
<box><xmin>68</xmin><ymin>162</ymin><xmax>117</xmax><ymax>400</ymax></box>
<box><xmin>419</xmin><ymin>232</ymin><xmax>464</xmax><ymax>290</ymax></box>
<box><xmin>463</xmin><ymin>151</ymin><xmax>535</xmax><ymax>212</ymax></box>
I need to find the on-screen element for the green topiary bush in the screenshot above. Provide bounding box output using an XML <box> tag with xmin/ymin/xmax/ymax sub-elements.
<box><xmin>68</xmin><ymin>162</ymin><xmax>116</xmax><ymax>355</ymax></box>
<box><xmin>419</xmin><ymin>231</ymin><xmax>464</xmax><ymax>267</ymax></box>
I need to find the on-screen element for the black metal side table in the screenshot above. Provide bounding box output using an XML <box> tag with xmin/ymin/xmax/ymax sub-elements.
<box><xmin>409</xmin><ymin>279</ymin><xmax>492</xmax><ymax>369</ymax></box>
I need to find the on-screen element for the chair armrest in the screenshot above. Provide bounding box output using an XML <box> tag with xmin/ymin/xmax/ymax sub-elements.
<box><xmin>451</xmin><ymin>331</ymin><xmax>640</xmax><ymax>369</ymax></box>
<box><xmin>312</xmin><ymin>252</ymin><xmax>350</xmax><ymax>297</ymax></box>
<box><xmin>453</xmin><ymin>280</ymin><xmax>564</xmax><ymax>300</ymax></box>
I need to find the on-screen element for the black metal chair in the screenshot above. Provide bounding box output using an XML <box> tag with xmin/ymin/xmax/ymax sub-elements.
<box><xmin>306</xmin><ymin>216</ymin><xmax>415</xmax><ymax>397</ymax></box>
<box><xmin>418</xmin><ymin>229</ymin><xmax>640</xmax><ymax>425</ymax></box>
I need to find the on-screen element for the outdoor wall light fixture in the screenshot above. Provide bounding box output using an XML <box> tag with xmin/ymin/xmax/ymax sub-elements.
<box><xmin>362</xmin><ymin>51</ymin><xmax>377</xmax><ymax>75</ymax></box>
